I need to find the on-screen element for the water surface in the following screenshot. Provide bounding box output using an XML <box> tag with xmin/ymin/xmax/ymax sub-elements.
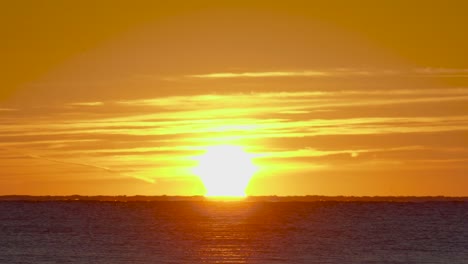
<box><xmin>0</xmin><ymin>201</ymin><xmax>466</xmax><ymax>263</ymax></box>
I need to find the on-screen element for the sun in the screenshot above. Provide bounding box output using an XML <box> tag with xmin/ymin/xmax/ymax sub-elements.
<box><xmin>193</xmin><ymin>145</ymin><xmax>257</xmax><ymax>197</ymax></box>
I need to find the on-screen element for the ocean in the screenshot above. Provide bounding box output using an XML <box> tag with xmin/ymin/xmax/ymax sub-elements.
<box><xmin>0</xmin><ymin>200</ymin><xmax>466</xmax><ymax>263</ymax></box>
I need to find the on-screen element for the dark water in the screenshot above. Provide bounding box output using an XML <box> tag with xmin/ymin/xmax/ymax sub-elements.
<box><xmin>0</xmin><ymin>201</ymin><xmax>466</xmax><ymax>263</ymax></box>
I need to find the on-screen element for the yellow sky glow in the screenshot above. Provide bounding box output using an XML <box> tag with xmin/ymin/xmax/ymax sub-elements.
<box><xmin>1</xmin><ymin>1</ymin><xmax>467</xmax><ymax>196</ymax></box>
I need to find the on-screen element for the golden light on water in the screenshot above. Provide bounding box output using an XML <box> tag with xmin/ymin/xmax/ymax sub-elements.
<box><xmin>193</xmin><ymin>145</ymin><xmax>257</xmax><ymax>197</ymax></box>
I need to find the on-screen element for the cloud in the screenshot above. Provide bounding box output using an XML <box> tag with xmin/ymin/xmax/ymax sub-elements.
<box><xmin>185</xmin><ymin>68</ymin><xmax>468</xmax><ymax>80</ymax></box>
<box><xmin>415</xmin><ymin>67</ymin><xmax>468</xmax><ymax>77</ymax></box>
<box><xmin>1</xmin><ymin>86</ymin><xmax>467</xmax><ymax>185</ymax></box>
<box><xmin>187</xmin><ymin>70</ymin><xmax>331</xmax><ymax>79</ymax></box>
<box><xmin>1</xmin><ymin>147</ymin><xmax>157</xmax><ymax>184</ymax></box>
<box><xmin>69</xmin><ymin>101</ymin><xmax>104</xmax><ymax>107</ymax></box>
<box><xmin>184</xmin><ymin>68</ymin><xmax>400</xmax><ymax>79</ymax></box>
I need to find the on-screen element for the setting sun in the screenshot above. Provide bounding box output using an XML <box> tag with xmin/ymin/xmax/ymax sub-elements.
<box><xmin>193</xmin><ymin>145</ymin><xmax>257</xmax><ymax>197</ymax></box>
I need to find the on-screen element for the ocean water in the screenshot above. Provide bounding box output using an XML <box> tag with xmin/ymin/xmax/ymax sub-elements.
<box><xmin>0</xmin><ymin>201</ymin><xmax>466</xmax><ymax>263</ymax></box>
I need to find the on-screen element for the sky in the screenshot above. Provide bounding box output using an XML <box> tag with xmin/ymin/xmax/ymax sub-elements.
<box><xmin>1</xmin><ymin>0</ymin><xmax>467</xmax><ymax>196</ymax></box>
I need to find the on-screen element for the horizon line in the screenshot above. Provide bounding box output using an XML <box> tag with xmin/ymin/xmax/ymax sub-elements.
<box><xmin>1</xmin><ymin>195</ymin><xmax>466</xmax><ymax>202</ymax></box>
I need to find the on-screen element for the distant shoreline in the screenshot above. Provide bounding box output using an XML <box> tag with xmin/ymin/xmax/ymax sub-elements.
<box><xmin>0</xmin><ymin>195</ymin><xmax>466</xmax><ymax>202</ymax></box>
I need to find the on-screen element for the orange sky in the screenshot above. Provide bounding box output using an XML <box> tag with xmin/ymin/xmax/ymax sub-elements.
<box><xmin>1</xmin><ymin>1</ymin><xmax>467</xmax><ymax>196</ymax></box>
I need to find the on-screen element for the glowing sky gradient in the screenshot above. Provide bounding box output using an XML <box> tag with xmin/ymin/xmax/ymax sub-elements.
<box><xmin>1</xmin><ymin>1</ymin><xmax>467</xmax><ymax>195</ymax></box>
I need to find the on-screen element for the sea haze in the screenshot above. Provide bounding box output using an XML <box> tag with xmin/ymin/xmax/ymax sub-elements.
<box><xmin>0</xmin><ymin>198</ymin><xmax>467</xmax><ymax>263</ymax></box>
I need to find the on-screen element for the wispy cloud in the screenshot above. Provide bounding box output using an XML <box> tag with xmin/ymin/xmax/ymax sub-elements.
<box><xmin>1</xmin><ymin>85</ymin><xmax>467</xmax><ymax>188</ymax></box>
<box><xmin>187</xmin><ymin>70</ymin><xmax>331</xmax><ymax>79</ymax></box>
<box><xmin>185</xmin><ymin>68</ymin><xmax>468</xmax><ymax>80</ymax></box>
<box><xmin>0</xmin><ymin>147</ymin><xmax>156</xmax><ymax>183</ymax></box>
<box><xmin>415</xmin><ymin>67</ymin><xmax>468</xmax><ymax>77</ymax></box>
<box><xmin>0</xmin><ymin>108</ymin><xmax>17</xmax><ymax>112</ymax></box>
<box><xmin>69</xmin><ymin>101</ymin><xmax>104</xmax><ymax>107</ymax></box>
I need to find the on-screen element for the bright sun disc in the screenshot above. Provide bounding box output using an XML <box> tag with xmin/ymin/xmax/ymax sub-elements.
<box><xmin>194</xmin><ymin>145</ymin><xmax>257</xmax><ymax>197</ymax></box>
